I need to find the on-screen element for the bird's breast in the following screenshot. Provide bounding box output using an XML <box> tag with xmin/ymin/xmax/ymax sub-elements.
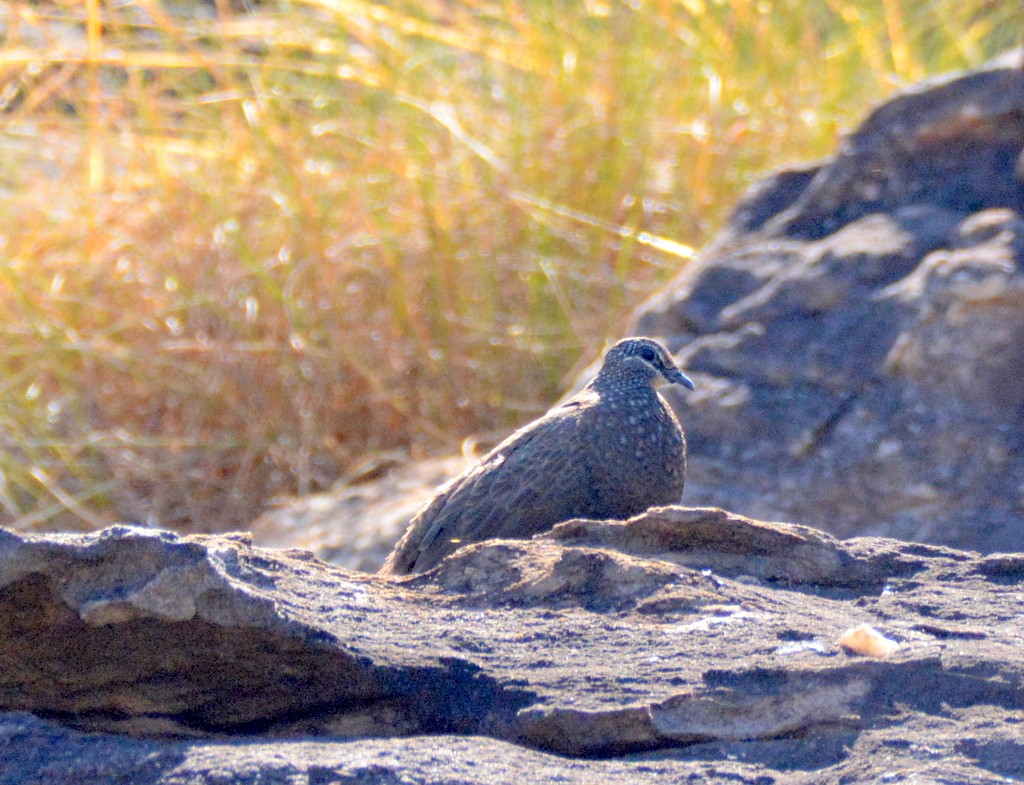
<box><xmin>585</xmin><ymin>394</ymin><xmax>686</xmax><ymax>512</ymax></box>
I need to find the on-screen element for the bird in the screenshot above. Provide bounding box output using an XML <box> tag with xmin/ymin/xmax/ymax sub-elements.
<box><xmin>379</xmin><ymin>337</ymin><xmax>695</xmax><ymax>576</ymax></box>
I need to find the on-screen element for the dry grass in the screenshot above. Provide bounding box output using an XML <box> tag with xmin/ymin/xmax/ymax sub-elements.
<box><xmin>0</xmin><ymin>0</ymin><xmax>1018</xmax><ymax>532</ymax></box>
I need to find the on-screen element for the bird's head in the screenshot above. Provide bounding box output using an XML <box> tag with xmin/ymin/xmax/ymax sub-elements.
<box><xmin>597</xmin><ymin>337</ymin><xmax>695</xmax><ymax>390</ymax></box>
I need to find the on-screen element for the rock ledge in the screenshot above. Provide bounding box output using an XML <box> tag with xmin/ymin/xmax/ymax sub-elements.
<box><xmin>2</xmin><ymin>514</ymin><xmax>1023</xmax><ymax>783</ymax></box>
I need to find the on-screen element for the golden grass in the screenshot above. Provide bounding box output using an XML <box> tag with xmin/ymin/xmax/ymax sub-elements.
<box><xmin>0</xmin><ymin>0</ymin><xmax>1018</xmax><ymax>531</ymax></box>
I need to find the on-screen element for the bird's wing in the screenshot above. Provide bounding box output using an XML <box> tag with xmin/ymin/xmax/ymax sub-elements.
<box><xmin>380</xmin><ymin>396</ymin><xmax>597</xmax><ymax>575</ymax></box>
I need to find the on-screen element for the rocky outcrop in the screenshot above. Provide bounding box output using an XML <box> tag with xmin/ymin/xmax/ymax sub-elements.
<box><xmin>634</xmin><ymin>55</ymin><xmax>1024</xmax><ymax>553</ymax></box>
<box><xmin>3</xmin><ymin>521</ymin><xmax>1024</xmax><ymax>783</ymax></box>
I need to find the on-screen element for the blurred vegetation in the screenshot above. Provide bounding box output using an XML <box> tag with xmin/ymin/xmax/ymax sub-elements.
<box><xmin>0</xmin><ymin>0</ymin><xmax>1019</xmax><ymax>532</ymax></box>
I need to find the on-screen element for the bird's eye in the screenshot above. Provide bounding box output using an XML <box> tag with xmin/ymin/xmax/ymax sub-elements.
<box><xmin>638</xmin><ymin>346</ymin><xmax>657</xmax><ymax>363</ymax></box>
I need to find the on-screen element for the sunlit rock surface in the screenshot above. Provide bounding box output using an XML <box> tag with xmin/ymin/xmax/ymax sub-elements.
<box><xmin>633</xmin><ymin>57</ymin><xmax>1024</xmax><ymax>552</ymax></box>
<box><xmin>3</xmin><ymin>520</ymin><xmax>1024</xmax><ymax>783</ymax></box>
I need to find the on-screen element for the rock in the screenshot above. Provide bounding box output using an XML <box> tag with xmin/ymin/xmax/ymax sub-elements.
<box><xmin>3</xmin><ymin>520</ymin><xmax>1024</xmax><ymax>783</ymax></box>
<box><xmin>631</xmin><ymin>57</ymin><xmax>1024</xmax><ymax>553</ymax></box>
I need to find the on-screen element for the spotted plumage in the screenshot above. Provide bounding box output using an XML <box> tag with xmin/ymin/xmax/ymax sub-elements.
<box><xmin>380</xmin><ymin>337</ymin><xmax>694</xmax><ymax>576</ymax></box>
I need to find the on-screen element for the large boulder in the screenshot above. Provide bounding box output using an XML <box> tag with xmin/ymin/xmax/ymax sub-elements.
<box><xmin>635</xmin><ymin>55</ymin><xmax>1024</xmax><ymax>552</ymax></box>
<box><xmin>3</xmin><ymin>522</ymin><xmax>1024</xmax><ymax>783</ymax></box>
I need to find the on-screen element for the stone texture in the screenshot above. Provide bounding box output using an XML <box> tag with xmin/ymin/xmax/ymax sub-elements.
<box><xmin>630</xmin><ymin>57</ymin><xmax>1024</xmax><ymax>553</ymax></box>
<box><xmin>3</xmin><ymin>520</ymin><xmax>1024</xmax><ymax>783</ymax></box>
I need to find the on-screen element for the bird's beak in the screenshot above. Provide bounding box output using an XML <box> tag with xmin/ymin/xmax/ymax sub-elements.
<box><xmin>664</xmin><ymin>366</ymin><xmax>695</xmax><ymax>390</ymax></box>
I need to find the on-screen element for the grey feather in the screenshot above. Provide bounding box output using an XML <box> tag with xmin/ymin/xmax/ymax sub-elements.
<box><xmin>380</xmin><ymin>337</ymin><xmax>693</xmax><ymax>575</ymax></box>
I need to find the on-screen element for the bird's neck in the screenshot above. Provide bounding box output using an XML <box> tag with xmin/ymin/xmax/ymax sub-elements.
<box><xmin>589</xmin><ymin>374</ymin><xmax>658</xmax><ymax>401</ymax></box>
